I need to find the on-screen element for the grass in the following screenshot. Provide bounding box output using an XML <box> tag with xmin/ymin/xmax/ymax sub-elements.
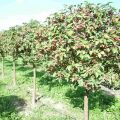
<box><xmin>0</xmin><ymin>57</ymin><xmax>120</xmax><ymax>120</ymax></box>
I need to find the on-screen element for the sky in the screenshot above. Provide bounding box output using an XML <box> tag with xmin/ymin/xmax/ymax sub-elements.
<box><xmin>0</xmin><ymin>0</ymin><xmax>120</xmax><ymax>31</ymax></box>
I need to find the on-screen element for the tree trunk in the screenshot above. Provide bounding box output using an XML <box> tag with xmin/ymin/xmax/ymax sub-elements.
<box><xmin>13</xmin><ymin>60</ymin><xmax>16</xmax><ymax>86</ymax></box>
<box><xmin>2</xmin><ymin>57</ymin><xmax>4</xmax><ymax>79</ymax></box>
<box><xmin>84</xmin><ymin>91</ymin><xmax>89</xmax><ymax>120</ymax></box>
<box><xmin>32</xmin><ymin>64</ymin><xmax>36</xmax><ymax>107</ymax></box>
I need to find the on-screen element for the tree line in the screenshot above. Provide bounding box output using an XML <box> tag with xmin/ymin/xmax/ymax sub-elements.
<box><xmin>0</xmin><ymin>2</ymin><xmax>120</xmax><ymax>120</ymax></box>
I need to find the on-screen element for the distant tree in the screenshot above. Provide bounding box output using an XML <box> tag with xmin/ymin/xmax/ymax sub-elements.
<box><xmin>20</xmin><ymin>20</ymin><xmax>48</xmax><ymax>107</ymax></box>
<box><xmin>6</xmin><ymin>26</ymin><xmax>23</xmax><ymax>85</ymax></box>
<box><xmin>0</xmin><ymin>31</ymin><xmax>8</xmax><ymax>79</ymax></box>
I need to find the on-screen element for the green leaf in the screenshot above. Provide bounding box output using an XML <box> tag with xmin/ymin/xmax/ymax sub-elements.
<box><xmin>66</xmin><ymin>30</ymin><xmax>74</xmax><ymax>36</ymax></box>
<box><xmin>98</xmin><ymin>53</ymin><xmax>102</xmax><ymax>58</ymax></box>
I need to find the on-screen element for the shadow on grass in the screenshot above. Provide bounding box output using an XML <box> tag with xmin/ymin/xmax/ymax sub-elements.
<box><xmin>4</xmin><ymin>59</ymin><xmax>13</xmax><ymax>67</ymax></box>
<box><xmin>4</xmin><ymin>59</ymin><xmax>23</xmax><ymax>68</ymax></box>
<box><xmin>0</xmin><ymin>82</ymin><xmax>6</xmax><ymax>87</ymax></box>
<box><xmin>17</xmin><ymin>66</ymin><xmax>31</xmax><ymax>72</ymax></box>
<box><xmin>38</xmin><ymin>74</ymin><xmax>69</xmax><ymax>90</ymax></box>
<box><xmin>24</xmin><ymin>71</ymin><xmax>45</xmax><ymax>78</ymax></box>
<box><xmin>24</xmin><ymin>70</ymin><xmax>66</xmax><ymax>91</ymax></box>
<box><xmin>65</xmin><ymin>87</ymin><xmax>115</xmax><ymax>111</ymax></box>
<box><xmin>0</xmin><ymin>95</ymin><xmax>26</xmax><ymax>119</ymax></box>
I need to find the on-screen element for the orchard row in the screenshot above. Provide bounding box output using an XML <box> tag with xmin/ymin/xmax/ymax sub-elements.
<box><xmin>0</xmin><ymin>2</ymin><xmax>120</xmax><ymax>120</ymax></box>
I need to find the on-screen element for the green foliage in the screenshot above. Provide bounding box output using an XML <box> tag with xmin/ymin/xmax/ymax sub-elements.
<box><xmin>0</xmin><ymin>31</ymin><xmax>8</xmax><ymax>57</ymax></box>
<box><xmin>0</xmin><ymin>2</ymin><xmax>120</xmax><ymax>119</ymax></box>
<box><xmin>39</xmin><ymin>2</ymin><xmax>120</xmax><ymax>90</ymax></box>
<box><xmin>5</xmin><ymin>26</ymin><xmax>23</xmax><ymax>60</ymax></box>
<box><xmin>0</xmin><ymin>3</ymin><xmax>119</xmax><ymax>90</ymax></box>
<box><xmin>15</xmin><ymin>20</ymin><xmax>48</xmax><ymax>67</ymax></box>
